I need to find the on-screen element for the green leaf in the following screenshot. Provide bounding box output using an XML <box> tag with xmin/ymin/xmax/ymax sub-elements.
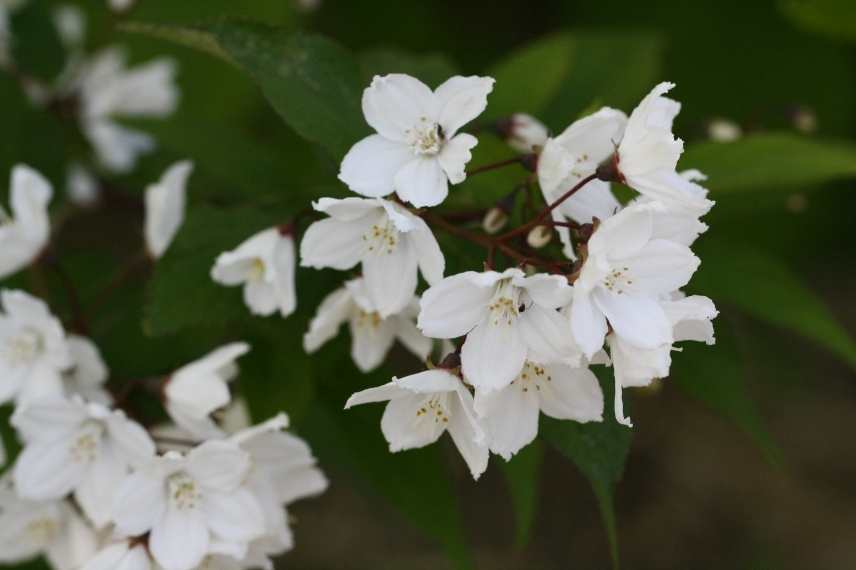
<box><xmin>541</xmin><ymin>375</ymin><xmax>632</xmax><ymax>568</ymax></box>
<box><xmin>683</xmin><ymin>134</ymin><xmax>856</xmax><ymax>194</ymax></box>
<box><xmin>359</xmin><ymin>49</ymin><xmax>460</xmax><ymax>87</ymax></box>
<box><xmin>499</xmin><ymin>440</ymin><xmax>543</xmax><ymax>549</ymax></box>
<box><xmin>670</xmin><ymin>318</ymin><xmax>779</xmax><ymax>464</ymax></box>
<box><xmin>485</xmin><ymin>33</ymin><xmax>575</xmax><ymax>119</ymax></box>
<box><xmin>695</xmin><ymin>240</ymin><xmax>856</xmax><ymax>370</ymax></box>
<box><xmin>9</xmin><ymin>2</ymin><xmax>66</xmax><ymax>81</ymax></box>
<box><xmin>204</xmin><ymin>21</ymin><xmax>367</xmax><ymax>160</ymax></box>
<box><xmin>780</xmin><ymin>0</ymin><xmax>856</xmax><ymax>43</ymax></box>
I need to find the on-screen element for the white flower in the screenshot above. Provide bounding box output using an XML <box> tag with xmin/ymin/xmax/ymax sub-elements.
<box><xmin>418</xmin><ymin>269</ymin><xmax>578</xmax><ymax>391</ymax></box>
<box><xmin>502</xmin><ymin>113</ymin><xmax>549</xmax><ymax>153</ymax></box>
<box><xmin>615</xmin><ymin>82</ymin><xmax>713</xmax><ymax>214</ymax></box>
<box><xmin>300</xmin><ymin>197</ymin><xmax>444</xmax><ymax>317</ymax></box>
<box><xmin>144</xmin><ymin>160</ymin><xmax>194</xmax><ymax>259</ymax></box>
<box><xmin>11</xmin><ymin>396</ymin><xmax>155</xmax><ymax>527</ymax></box>
<box><xmin>82</xmin><ymin>541</ymin><xmax>157</xmax><ymax>570</ymax></box>
<box><xmin>304</xmin><ymin>278</ymin><xmax>431</xmax><ymax>372</ymax></box>
<box><xmin>474</xmin><ymin>361</ymin><xmax>603</xmax><ymax>460</ymax></box>
<box><xmin>345</xmin><ymin>369</ymin><xmax>489</xmax><ymax>479</ymax></box>
<box><xmin>64</xmin><ymin>334</ymin><xmax>112</xmax><ymax>405</ymax></box>
<box><xmin>111</xmin><ymin>440</ymin><xmax>266</xmax><ymax>570</ymax></box>
<box><xmin>0</xmin><ymin>165</ymin><xmax>52</xmax><ymax>279</ymax></box>
<box><xmin>66</xmin><ymin>162</ymin><xmax>100</xmax><ymax>207</ymax></box>
<box><xmin>76</xmin><ymin>47</ymin><xmax>179</xmax><ymax>172</ymax></box>
<box><xmin>608</xmin><ymin>293</ymin><xmax>717</xmax><ymax>426</ymax></box>
<box><xmin>163</xmin><ymin>342</ymin><xmax>249</xmax><ymax>439</ymax></box>
<box><xmin>537</xmin><ymin>108</ymin><xmax>626</xmax><ymax>258</ymax></box>
<box><xmin>53</xmin><ymin>4</ymin><xmax>86</xmax><ymax>47</ymax></box>
<box><xmin>211</xmin><ymin>228</ymin><xmax>297</xmax><ymax>318</ymax></box>
<box><xmin>0</xmin><ymin>290</ymin><xmax>71</xmax><ymax>406</ymax></box>
<box><xmin>570</xmin><ymin>202</ymin><xmax>700</xmax><ymax>359</ymax></box>
<box><xmin>339</xmin><ymin>73</ymin><xmax>494</xmax><ymax>207</ymax></box>
<box><xmin>0</xmin><ymin>478</ymin><xmax>99</xmax><ymax>569</ymax></box>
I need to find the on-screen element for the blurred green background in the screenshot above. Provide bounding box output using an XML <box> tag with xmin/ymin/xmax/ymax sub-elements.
<box><xmin>1</xmin><ymin>0</ymin><xmax>855</xmax><ymax>568</ymax></box>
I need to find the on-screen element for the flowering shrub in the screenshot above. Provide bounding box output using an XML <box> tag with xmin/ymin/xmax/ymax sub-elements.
<box><xmin>0</xmin><ymin>2</ymin><xmax>854</xmax><ymax>569</ymax></box>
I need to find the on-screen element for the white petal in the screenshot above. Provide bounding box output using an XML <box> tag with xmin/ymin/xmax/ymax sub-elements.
<box><xmin>338</xmin><ymin>134</ymin><xmax>413</xmax><ymax>198</ymax></box>
<box><xmin>518</xmin><ymin>305</ymin><xmax>579</xmax><ymax>365</ymax></box>
<box><xmin>273</xmin><ymin>234</ymin><xmax>297</xmax><ymax>317</ymax></box>
<box><xmin>537</xmin><ymin>363</ymin><xmax>604</xmax><ymax>421</ymax></box>
<box><xmin>144</xmin><ymin>160</ymin><xmax>193</xmax><ymax>259</ymax></box>
<box><xmin>75</xmin><ymin>443</ymin><xmax>127</xmax><ymax>528</ymax></box>
<box><xmin>394</xmin><ymin>157</ymin><xmax>448</xmax><ymax>208</ymax></box>
<box><xmin>362</xmin><ymin>236</ymin><xmax>418</xmax><ymax>318</ymax></box>
<box><xmin>434</xmin><ymin>75</ymin><xmax>494</xmax><ymax>137</ymax></box>
<box><xmin>438</xmin><ymin>133</ymin><xmax>477</xmax><ymax>185</ymax></box>
<box><xmin>609</xmin><ymin>334</ymin><xmax>670</xmax><ymax>388</ymax></box>
<box><xmin>362</xmin><ymin>74</ymin><xmax>438</xmax><ymax>142</ymax></box>
<box><xmin>407</xmin><ymin>216</ymin><xmax>445</xmax><ymax>285</ymax></box>
<box><xmin>312</xmin><ymin>196</ymin><xmax>381</xmax><ymax>221</ymax></box>
<box><xmin>149</xmin><ymin>505</ymin><xmax>209</xmax><ymax>570</ymax></box>
<box><xmin>665</xmin><ymin>294</ymin><xmax>718</xmax><ymax>344</ymax></box>
<box><xmin>618</xmin><ymin>82</ymin><xmax>682</xmax><ymax>176</ymax></box>
<box><xmin>210</xmin><ymin>228</ymin><xmax>279</xmax><ymax>286</ymax></box>
<box><xmin>303</xmin><ymin>287</ymin><xmax>352</xmax><ymax>353</ymax></box>
<box><xmin>112</xmin><ymin>470</ymin><xmax>167</xmax><ymax>536</ymax></box>
<box><xmin>620</xmin><ymin>239</ymin><xmax>699</xmax><ymax>295</ymax></box>
<box><xmin>243</xmin><ymin>280</ymin><xmax>278</xmax><ymax>316</ymax></box>
<box><xmin>349</xmin><ymin>315</ymin><xmax>396</xmax><ymax>372</ymax></box>
<box><xmin>11</xmin><ymin>397</ymin><xmax>86</xmax><ymax>443</ymax></box>
<box><xmin>380</xmin><ymin>394</ymin><xmax>445</xmax><ymax>451</ymax></box>
<box><xmin>587</xmin><ymin>202</ymin><xmax>653</xmax><ymax>261</ymax></box>
<box><xmin>417</xmin><ymin>272</ymin><xmax>492</xmax><ymax>338</ymax></box>
<box><xmin>613</xmin><ymin>375</ymin><xmax>633</xmax><ymax>428</ymax></box>
<box><xmin>84</xmin><ymin>120</ymin><xmax>155</xmax><ymax>173</ymax></box>
<box><xmin>104</xmin><ymin>412</ymin><xmax>156</xmax><ymax>468</ymax></box>
<box><xmin>515</xmin><ymin>273</ymin><xmax>574</xmax><ymax>309</ymax></box>
<box><xmin>202</xmin><ymin>488</ymin><xmax>266</xmax><ymax>543</ymax></box>
<box><xmin>344</xmin><ymin>381</ymin><xmax>408</xmax><ymax>409</ymax></box>
<box><xmin>593</xmin><ymin>289</ymin><xmax>672</xmax><ymax>350</ymax></box>
<box><xmin>391</xmin><ymin>314</ymin><xmax>432</xmax><ymax>361</ymax></box>
<box><xmin>13</xmin><ymin>436</ymin><xmax>86</xmax><ymax>500</ymax></box>
<box><xmin>187</xmin><ymin>440</ymin><xmax>251</xmax><ymax>493</ymax></box>
<box><xmin>461</xmin><ymin>317</ymin><xmax>527</xmax><ymax>391</ymax></box>
<box><xmin>299</xmin><ymin>216</ymin><xmax>374</xmax><ymax>271</ymax></box>
<box><xmin>474</xmin><ymin>382</ymin><xmax>539</xmax><ymax>460</ymax></box>
<box><xmin>446</xmin><ymin>394</ymin><xmax>489</xmax><ymax>479</ymax></box>
<box><xmin>569</xmin><ymin>290</ymin><xmax>608</xmax><ymax>359</ymax></box>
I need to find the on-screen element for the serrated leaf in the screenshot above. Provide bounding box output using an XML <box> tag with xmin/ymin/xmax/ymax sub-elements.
<box><xmin>359</xmin><ymin>49</ymin><xmax>460</xmax><ymax>87</ymax></box>
<box><xmin>695</xmin><ymin>240</ymin><xmax>856</xmax><ymax>370</ymax></box>
<box><xmin>499</xmin><ymin>440</ymin><xmax>543</xmax><ymax>549</ymax></box>
<box><xmin>541</xmin><ymin>375</ymin><xmax>632</xmax><ymax>568</ymax></box>
<box><xmin>683</xmin><ymin>134</ymin><xmax>856</xmax><ymax>194</ymax></box>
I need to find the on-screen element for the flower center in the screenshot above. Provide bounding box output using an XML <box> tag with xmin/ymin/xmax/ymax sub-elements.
<box><xmin>405</xmin><ymin>117</ymin><xmax>443</xmax><ymax>156</ymax></box>
<box><xmin>415</xmin><ymin>394</ymin><xmax>450</xmax><ymax>424</ymax></box>
<box><xmin>69</xmin><ymin>422</ymin><xmax>103</xmax><ymax>463</ymax></box>
<box><xmin>3</xmin><ymin>328</ymin><xmax>44</xmax><ymax>366</ymax></box>
<box><xmin>25</xmin><ymin>517</ymin><xmax>59</xmax><ymax>545</ymax></box>
<box><xmin>167</xmin><ymin>473</ymin><xmax>200</xmax><ymax>510</ymax></box>
<box><xmin>248</xmin><ymin>258</ymin><xmax>266</xmax><ymax>281</ymax></box>
<box><xmin>510</xmin><ymin>361</ymin><xmax>552</xmax><ymax>393</ymax></box>
<box><xmin>602</xmin><ymin>265</ymin><xmax>634</xmax><ymax>295</ymax></box>
<box><xmin>354</xmin><ymin>309</ymin><xmax>383</xmax><ymax>329</ymax></box>
<box><xmin>487</xmin><ymin>280</ymin><xmax>521</xmax><ymax>327</ymax></box>
<box><xmin>362</xmin><ymin>217</ymin><xmax>398</xmax><ymax>255</ymax></box>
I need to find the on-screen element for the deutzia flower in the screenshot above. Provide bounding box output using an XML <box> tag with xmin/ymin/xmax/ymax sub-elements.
<box><xmin>304</xmin><ymin>278</ymin><xmax>431</xmax><ymax>372</ymax></box>
<box><xmin>211</xmin><ymin>227</ymin><xmax>297</xmax><ymax>318</ymax></box>
<box><xmin>474</xmin><ymin>361</ymin><xmax>603</xmax><ymax>460</ymax></box>
<box><xmin>345</xmin><ymin>368</ymin><xmax>489</xmax><ymax>479</ymax></box>
<box><xmin>569</xmin><ymin>202</ymin><xmax>700</xmax><ymax>359</ymax></box>
<box><xmin>339</xmin><ymin>73</ymin><xmax>495</xmax><ymax>207</ymax></box>
<box><xmin>75</xmin><ymin>48</ymin><xmax>179</xmax><ymax>173</ymax></box>
<box><xmin>418</xmin><ymin>269</ymin><xmax>577</xmax><ymax>391</ymax></box>
<box><xmin>163</xmin><ymin>342</ymin><xmax>249</xmax><ymax>439</ymax></box>
<box><xmin>300</xmin><ymin>197</ymin><xmax>444</xmax><ymax>317</ymax></box>
<box><xmin>537</xmin><ymin>108</ymin><xmax>626</xmax><ymax>258</ymax></box>
<box><xmin>612</xmin><ymin>82</ymin><xmax>714</xmax><ymax>214</ymax></box>
<box><xmin>144</xmin><ymin>160</ymin><xmax>194</xmax><ymax>260</ymax></box>
<box><xmin>607</xmin><ymin>293</ymin><xmax>717</xmax><ymax>426</ymax></box>
<box><xmin>0</xmin><ymin>289</ymin><xmax>71</xmax><ymax>406</ymax></box>
<box><xmin>0</xmin><ymin>164</ymin><xmax>52</xmax><ymax>279</ymax></box>
<box><xmin>64</xmin><ymin>334</ymin><xmax>112</xmax><ymax>405</ymax></box>
<box><xmin>11</xmin><ymin>396</ymin><xmax>156</xmax><ymax>528</ymax></box>
<box><xmin>111</xmin><ymin>440</ymin><xmax>266</xmax><ymax>570</ymax></box>
<box><xmin>0</xmin><ymin>478</ymin><xmax>99</xmax><ymax>570</ymax></box>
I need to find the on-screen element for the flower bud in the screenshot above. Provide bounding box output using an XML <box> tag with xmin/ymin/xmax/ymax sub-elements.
<box><xmin>499</xmin><ymin>113</ymin><xmax>549</xmax><ymax>154</ymax></box>
<box><xmin>482</xmin><ymin>207</ymin><xmax>509</xmax><ymax>235</ymax></box>
<box><xmin>706</xmin><ymin>118</ymin><xmax>742</xmax><ymax>142</ymax></box>
<box><xmin>791</xmin><ymin>105</ymin><xmax>817</xmax><ymax>134</ymax></box>
<box><xmin>526</xmin><ymin>225</ymin><xmax>553</xmax><ymax>249</ymax></box>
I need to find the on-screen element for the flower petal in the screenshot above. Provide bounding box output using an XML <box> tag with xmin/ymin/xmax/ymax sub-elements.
<box><xmin>394</xmin><ymin>157</ymin><xmax>448</xmax><ymax>208</ymax></box>
<box><xmin>112</xmin><ymin>470</ymin><xmax>167</xmax><ymax>536</ymax></box>
<box><xmin>438</xmin><ymin>133</ymin><xmax>477</xmax><ymax>185</ymax></box>
<box><xmin>349</xmin><ymin>315</ymin><xmax>396</xmax><ymax>372</ymax></box>
<box><xmin>187</xmin><ymin>440</ymin><xmax>251</xmax><ymax>493</ymax></box>
<box><xmin>620</xmin><ymin>239</ymin><xmax>699</xmax><ymax>295</ymax></box>
<box><xmin>446</xmin><ymin>395</ymin><xmax>489</xmax><ymax>479</ymax></box>
<box><xmin>569</xmin><ymin>290</ymin><xmax>608</xmax><ymax>359</ymax></box>
<box><xmin>380</xmin><ymin>393</ymin><xmax>446</xmax><ymax>451</ymax></box>
<box><xmin>202</xmin><ymin>488</ymin><xmax>266</xmax><ymax>543</ymax></box>
<box><xmin>13</xmin><ymin>436</ymin><xmax>86</xmax><ymax>500</ymax></box>
<box><xmin>362</xmin><ymin>236</ymin><xmax>419</xmax><ymax>318</ymax></box>
<box><xmin>518</xmin><ymin>305</ymin><xmax>580</xmax><ymax>365</ymax></box>
<box><xmin>362</xmin><ymin>74</ymin><xmax>438</xmax><ymax>142</ymax></box>
<box><xmin>417</xmin><ymin>272</ymin><xmax>492</xmax><ymax>338</ymax></box>
<box><xmin>407</xmin><ymin>216</ymin><xmax>445</xmax><ymax>285</ymax></box>
<box><xmin>461</xmin><ymin>317</ymin><xmax>527</xmax><ymax>391</ymax></box>
<box><xmin>474</xmin><ymin>382</ymin><xmax>539</xmax><ymax>460</ymax></box>
<box><xmin>299</xmin><ymin>216</ymin><xmax>375</xmax><ymax>271</ymax></box>
<box><xmin>303</xmin><ymin>287</ymin><xmax>352</xmax><ymax>353</ymax></box>
<box><xmin>434</xmin><ymin>76</ymin><xmax>494</xmax><ymax>137</ymax></box>
<box><xmin>338</xmin><ymin>134</ymin><xmax>414</xmax><ymax>198</ymax></box>
<box><xmin>593</xmin><ymin>289</ymin><xmax>672</xmax><ymax>350</ymax></box>
<box><xmin>75</xmin><ymin>442</ymin><xmax>127</xmax><ymax>528</ymax></box>
<box><xmin>149</xmin><ymin>505</ymin><xmax>209</xmax><ymax>570</ymax></box>
<box><xmin>537</xmin><ymin>363</ymin><xmax>604</xmax><ymax>421</ymax></box>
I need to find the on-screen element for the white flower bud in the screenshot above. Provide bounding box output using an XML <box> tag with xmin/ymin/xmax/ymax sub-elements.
<box><xmin>793</xmin><ymin>106</ymin><xmax>817</xmax><ymax>134</ymax></box>
<box><xmin>707</xmin><ymin>118</ymin><xmax>742</xmax><ymax>142</ymax></box>
<box><xmin>481</xmin><ymin>207</ymin><xmax>509</xmax><ymax>234</ymax></box>
<box><xmin>526</xmin><ymin>225</ymin><xmax>553</xmax><ymax>249</ymax></box>
<box><xmin>66</xmin><ymin>163</ymin><xmax>99</xmax><ymax>208</ymax></box>
<box><xmin>504</xmin><ymin>113</ymin><xmax>549</xmax><ymax>153</ymax></box>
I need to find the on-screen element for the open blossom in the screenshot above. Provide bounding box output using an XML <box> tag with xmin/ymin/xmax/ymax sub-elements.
<box><xmin>614</xmin><ymin>82</ymin><xmax>713</xmax><ymax>214</ymax></box>
<box><xmin>474</xmin><ymin>361</ymin><xmax>603</xmax><ymax>460</ymax></box>
<box><xmin>12</xmin><ymin>396</ymin><xmax>155</xmax><ymax>528</ymax></box>
<box><xmin>64</xmin><ymin>335</ymin><xmax>112</xmax><ymax>405</ymax></box>
<box><xmin>418</xmin><ymin>269</ymin><xmax>577</xmax><ymax>391</ymax></box>
<box><xmin>144</xmin><ymin>160</ymin><xmax>194</xmax><ymax>260</ymax></box>
<box><xmin>0</xmin><ymin>165</ymin><xmax>52</xmax><ymax>279</ymax></box>
<box><xmin>0</xmin><ymin>478</ymin><xmax>99</xmax><ymax>570</ymax></box>
<box><xmin>75</xmin><ymin>47</ymin><xmax>179</xmax><ymax>172</ymax></box>
<box><xmin>212</xmin><ymin>227</ymin><xmax>297</xmax><ymax>318</ymax></box>
<box><xmin>537</xmin><ymin>108</ymin><xmax>626</xmax><ymax>258</ymax></box>
<box><xmin>304</xmin><ymin>278</ymin><xmax>431</xmax><ymax>372</ymax></box>
<box><xmin>0</xmin><ymin>290</ymin><xmax>71</xmax><ymax>406</ymax></box>
<box><xmin>163</xmin><ymin>342</ymin><xmax>250</xmax><ymax>439</ymax></box>
<box><xmin>608</xmin><ymin>293</ymin><xmax>717</xmax><ymax>426</ymax></box>
<box><xmin>570</xmin><ymin>202</ymin><xmax>700</xmax><ymax>359</ymax></box>
<box><xmin>112</xmin><ymin>440</ymin><xmax>266</xmax><ymax>570</ymax></box>
<box><xmin>300</xmin><ymin>197</ymin><xmax>444</xmax><ymax>317</ymax></box>
<box><xmin>339</xmin><ymin>73</ymin><xmax>494</xmax><ymax>207</ymax></box>
<box><xmin>345</xmin><ymin>368</ymin><xmax>489</xmax><ymax>479</ymax></box>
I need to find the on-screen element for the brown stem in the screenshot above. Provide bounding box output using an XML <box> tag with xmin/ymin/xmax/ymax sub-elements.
<box><xmin>466</xmin><ymin>156</ymin><xmax>523</xmax><ymax>177</ymax></box>
<box><xmin>44</xmin><ymin>257</ymin><xmax>89</xmax><ymax>334</ymax></box>
<box><xmin>88</xmin><ymin>251</ymin><xmax>151</xmax><ymax>317</ymax></box>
